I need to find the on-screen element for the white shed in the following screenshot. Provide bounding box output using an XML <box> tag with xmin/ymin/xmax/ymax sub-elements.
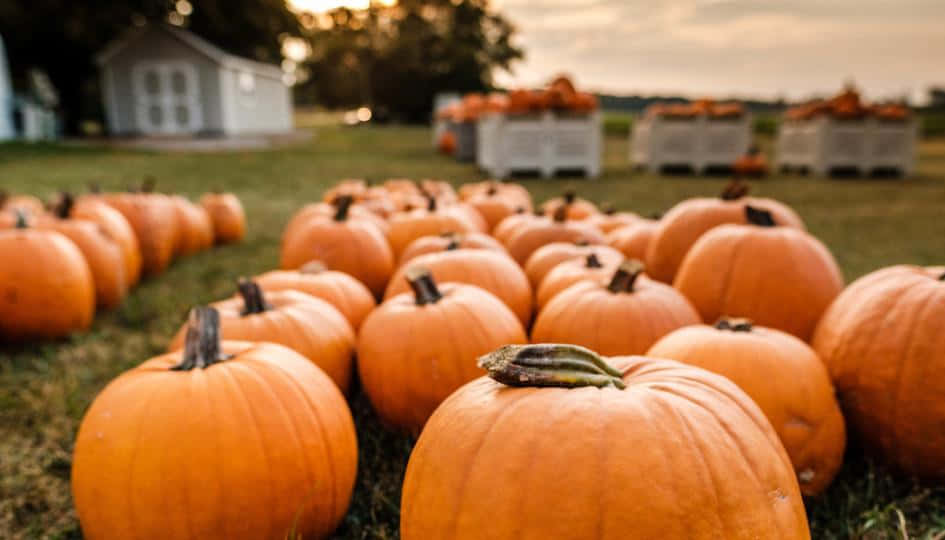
<box><xmin>0</xmin><ymin>32</ymin><xmax>15</xmax><ymax>140</ymax></box>
<box><xmin>96</xmin><ymin>25</ymin><xmax>293</xmax><ymax>136</ymax></box>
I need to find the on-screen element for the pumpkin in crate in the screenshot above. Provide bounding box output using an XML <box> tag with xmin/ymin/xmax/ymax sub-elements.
<box><xmin>524</xmin><ymin>241</ymin><xmax>623</xmax><ymax>289</ymax></box>
<box><xmin>101</xmin><ymin>188</ymin><xmax>179</xmax><ymax>276</ymax></box>
<box><xmin>73</xmin><ymin>307</ymin><xmax>357</xmax><ymax>539</ymax></box>
<box><xmin>200</xmin><ymin>191</ymin><xmax>246</xmax><ymax>244</ymax></box>
<box><xmin>281</xmin><ymin>195</ymin><xmax>395</xmax><ymax>296</ymax></box>
<box><xmin>72</xmin><ymin>195</ymin><xmax>142</xmax><ymax>287</ymax></box>
<box><xmin>385</xmin><ymin>250</ymin><xmax>533</xmax><ymax>327</ymax></box>
<box><xmin>503</xmin><ymin>206</ymin><xmax>605</xmax><ymax>264</ymax></box>
<box><xmin>812</xmin><ymin>265</ymin><xmax>945</xmax><ymax>481</ymax></box>
<box><xmin>540</xmin><ymin>191</ymin><xmax>599</xmax><ymax>220</ymax></box>
<box><xmin>532</xmin><ymin>260</ymin><xmax>700</xmax><ymax>355</ymax></box>
<box><xmin>169</xmin><ymin>195</ymin><xmax>214</xmax><ymax>257</ymax></box>
<box><xmin>535</xmin><ymin>251</ymin><xmax>622</xmax><ymax>309</ymax></box>
<box><xmin>606</xmin><ymin>220</ymin><xmax>659</xmax><ymax>261</ymax></box>
<box><xmin>648</xmin><ymin>319</ymin><xmax>845</xmax><ymax>496</ymax></box>
<box><xmin>646</xmin><ymin>181</ymin><xmax>805</xmax><ymax>283</ymax></box>
<box><xmin>401</xmin><ymin>343</ymin><xmax>809</xmax><ymax>539</ymax></box>
<box><xmin>675</xmin><ymin>206</ymin><xmax>843</xmax><ymax>341</ymax></box>
<box><xmin>0</xmin><ymin>211</ymin><xmax>95</xmax><ymax>339</ymax></box>
<box><xmin>358</xmin><ymin>268</ymin><xmax>527</xmax><ymax>434</ymax></box>
<box><xmin>169</xmin><ymin>279</ymin><xmax>355</xmax><ymax>393</ymax></box>
<box><xmin>254</xmin><ymin>261</ymin><xmax>375</xmax><ymax>331</ymax></box>
<box><xmin>386</xmin><ymin>196</ymin><xmax>482</xmax><ymax>257</ymax></box>
<box><xmin>399</xmin><ymin>231</ymin><xmax>507</xmax><ymax>268</ymax></box>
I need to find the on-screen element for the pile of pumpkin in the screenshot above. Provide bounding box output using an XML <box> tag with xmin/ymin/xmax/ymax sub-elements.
<box><xmin>645</xmin><ymin>98</ymin><xmax>746</xmax><ymax>119</ymax></box>
<box><xmin>70</xmin><ymin>177</ymin><xmax>944</xmax><ymax>539</ymax></box>
<box><xmin>786</xmin><ymin>86</ymin><xmax>911</xmax><ymax>121</ymax></box>
<box><xmin>0</xmin><ymin>184</ymin><xmax>246</xmax><ymax>341</ymax></box>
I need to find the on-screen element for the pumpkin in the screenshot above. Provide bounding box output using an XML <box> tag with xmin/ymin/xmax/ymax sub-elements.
<box><xmin>358</xmin><ymin>268</ymin><xmax>527</xmax><ymax>434</ymax></box>
<box><xmin>401</xmin><ymin>343</ymin><xmax>809</xmax><ymax>539</ymax></box>
<box><xmin>418</xmin><ymin>179</ymin><xmax>458</xmax><ymax>205</ymax></box>
<box><xmin>503</xmin><ymin>206</ymin><xmax>606</xmax><ymax>264</ymax></box>
<box><xmin>384</xmin><ymin>250</ymin><xmax>533</xmax><ymax>327</ymax></box>
<box><xmin>281</xmin><ymin>195</ymin><xmax>395</xmax><ymax>296</ymax></box>
<box><xmin>0</xmin><ymin>211</ymin><xmax>95</xmax><ymax>339</ymax></box>
<box><xmin>458</xmin><ymin>181</ymin><xmax>531</xmax><ymax>209</ymax></box>
<box><xmin>590</xmin><ymin>205</ymin><xmax>644</xmax><ymax>234</ymax></box>
<box><xmin>648</xmin><ymin>319</ymin><xmax>845</xmax><ymax>495</ymax></box>
<box><xmin>322</xmin><ymin>178</ymin><xmax>369</xmax><ymax>203</ymax></box>
<box><xmin>606</xmin><ymin>220</ymin><xmax>659</xmax><ymax>261</ymax></box>
<box><xmin>0</xmin><ymin>191</ymin><xmax>45</xmax><ymax>216</ymax></box>
<box><xmin>437</xmin><ymin>131</ymin><xmax>457</xmax><ymax>155</ymax></box>
<box><xmin>646</xmin><ymin>181</ymin><xmax>805</xmax><ymax>283</ymax></box>
<box><xmin>386</xmin><ymin>196</ymin><xmax>481</xmax><ymax>257</ymax></box>
<box><xmin>73</xmin><ymin>307</ymin><xmax>357</xmax><ymax>539</ymax></box>
<box><xmin>491</xmin><ymin>209</ymin><xmax>541</xmax><ymax>245</ymax></box>
<box><xmin>464</xmin><ymin>184</ymin><xmax>531</xmax><ymax>231</ymax></box>
<box><xmin>535</xmin><ymin>251</ymin><xmax>622</xmax><ymax>309</ymax></box>
<box><xmin>200</xmin><ymin>191</ymin><xmax>246</xmax><ymax>244</ymax></box>
<box><xmin>523</xmin><ymin>241</ymin><xmax>623</xmax><ymax>289</ymax></box>
<box><xmin>169</xmin><ymin>195</ymin><xmax>214</xmax><ymax>257</ymax></box>
<box><xmin>674</xmin><ymin>206</ymin><xmax>843</xmax><ymax>341</ymax></box>
<box><xmin>102</xmin><ymin>190</ymin><xmax>178</xmax><ymax>276</ymax></box>
<box><xmin>811</xmin><ymin>265</ymin><xmax>945</xmax><ymax>480</ymax></box>
<box><xmin>398</xmin><ymin>231</ymin><xmax>507</xmax><ymax>268</ymax></box>
<box><xmin>532</xmin><ymin>260</ymin><xmax>701</xmax><ymax>355</ymax></box>
<box><xmin>283</xmin><ymin>198</ymin><xmax>389</xmax><ymax>248</ymax></box>
<box><xmin>540</xmin><ymin>191</ymin><xmax>599</xmax><ymax>220</ymax></box>
<box><xmin>254</xmin><ymin>261</ymin><xmax>376</xmax><ymax>331</ymax></box>
<box><xmin>72</xmin><ymin>196</ymin><xmax>142</xmax><ymax>287</ymax></box>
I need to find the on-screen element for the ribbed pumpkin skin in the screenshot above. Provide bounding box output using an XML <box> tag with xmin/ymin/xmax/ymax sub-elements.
<box><xmin>532</xmin><ymin>277</ymin><xmax>701</xmax><ymax>355</ymax></box>
<box><xmin>674</xmin><ymin>224</ymin><xmax>843</xmax><ymax>341</ymax></box>
<box><xmin>387</xmin><ymin>208</ymin><xmax>479</xmax><ymax>257</ymax></box>
<box><xmin>398</xmin><ymin>232</ymin><xmax>506</xmax><ymax>268</ymax></box>
<box><xmin>385</xmin><ymin>251</ymin><xmax>533</xmax><ymax>327</ymax></box>
<box><xmin>535</xmin><ymin>254</ymin><xmax>621</xmax><ymax>309</ymax></box>
<box><xmin>283</xmin><ymin>202</ymin><xmax>389</xmax><ymax>246</ymax></box>
<box><xmin>648</xmin><ymin>324</ymin><xmax>846</xmax><ymax>495</ymax></box>
<box><xmin>646</xmin><ymin>196</ymin><xmax>805</xmax><ymax>283</ymax></box>
<box><xmin>0</xmin><ymin>228</ymin><xmax>95</xmax><ymax>339</ymax></box>
<box><xmin>524</xmin><ymin>242</ymin><xmax>623</xmax><ymax>289</ymax></box>
<box><xmin>358</xmin><ymin>283</ymin><xmax>527</xmax><ymax>434</ymax></box>
<box><xmin>401</xmin><ymin>356</ymin><xmax>810</xmax><ymax>540</ymax></box>
<box><xmin>811</xmin><ymin>265</ymin><xmax>945</xmax><ymax>481</ymax></box>
<box><xmin>103</xmin><ymin>193</ymin><xmax>178</xmax><ymax>276</ymax></box>
<box><xmin>465</xmin><ymin>192</ymin><xmax>522</xmax><ymax>231</ymax></box>
<box><xmin>170</xmin><ymin>196</ymin><xmax>214</xmax><ymax>256</ymax></box>
<box><xmin>503</xmin><ymin>218</ymin><xmax>606</xmax><ymax>265</ymax></box>
<box><xmin>254</xmin><ymin>268</ymin><xmax>376</xmax><ymax>331</ymax></box>
<box><xmin>492</xmin><ymin>213</ymin><xmax>544</xmax><ymax>245</ymax></box>
<box><xmin>44</xmin><ymin>220</ymin><xmax>127</xmax><ymax>310</ymax></box>
<box><xmin>201</xmin><ymin>192</ymin><xmax>246</xmax><ymax>244</ymax></box>
<box><xmin>72</xmin><ymin>342</ymin><xmax>357</xmax><ymax>540</ymax></box>
<box><xmin>72</xmin><ymin>198</ymin><xmax>142</xmax><ymax>286</ymax></box>
<box><xmin>168</xmin><ymin>291</ymin><xmax>356</xmax><ymax>393</ymax></box>
<box><xmin>606</xmin><ymin>221</ymin><xmax>658</xmax><ymax>261</ymax></box>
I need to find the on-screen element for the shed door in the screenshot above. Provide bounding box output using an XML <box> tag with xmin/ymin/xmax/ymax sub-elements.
<box><xmin>132</xmin><ymin>62</ymin><xmax>202</xmax><ymax>135</ymax></box>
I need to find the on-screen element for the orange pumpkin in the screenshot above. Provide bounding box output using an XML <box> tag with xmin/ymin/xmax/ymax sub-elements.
<box><xmin>648</xmin><ymin>319</ymin><xmax>845</xmax><ymax>495</ymax></box>
<box><xmin>386</xmin><ymin>197</ymin><xmax>481</xmax><ymax>257</ymax></box>
<box><xmin>606</xmin><ymin>220</ymin><xmax>659</xmax><ymax>261</ymax></box>
<box><xmin>283</xmin><ymin>198</ymin><xmax>389</xmax><ymax>248</ymax></box>
<box><xmin>200</xmin><ymin>191</ymin><xmax>246</xmax><ymax>244</ymax></box>
<box><xmin>322</xmin><ymin>178</ymin><xmax>369</xmax><ymax>203</ymax></box>
<box><xmin>102</xmin><ymin>191</ymin><xmax>179</xmax><ymax>276</ymax></box>
<box><xmin>535</xmin><ymin>251</ymin><xmax>622</xmax><ymax>309</ymax></box>
<box><xmin>401</xmin><ymin>343</ymin><xmax>809</xmax><ymax>539</ymax></box>
<box><xmin>281</xmin><ymin>195</ymin><xmax>395</xmax><ymax>296</ymax></box>
<box><xmin>674</xmin><ymin>206</ymin><xmax>843</xmax><ymax>341</ymax></box>
<box><xmin>385</xmin><ymin>250</ymin><xmax>533</xmax><ymax>327</ymax></box>
<box><xmin>254</xmin><ymin>261</ymin><xmax>376</xmax><ymax>331</ymax></box>
<box><xmin>0</xmin><ymin>211</ymin><xmax>95</xmax><ymax>339</ymax></box>
<box><xmin>72</xmin><ymin>196</ymin><xmax>142</xmax><ymax>287</ymax></box>
<box><xmin>812</xmin><ymin>265</ymin><xmax>945</xmax><ymax>481</ymax></box>
<box><xmin>491</xmin><ymin>209</ymin><xmax>541</xmax><ymax>245</ymax></box>
<box><xmin>73</xmin><ymin>307</ymin><xmax>357</xmax><ymax>539</ymax></box>
<box><xmin>465</xmin><ymin>184</ymin><xmax>531</xmax><ymax>231</ymax></box>
<box><xmin>523</xmin><ymin>241</ymin><xmax>623</xmax><ymax>289</ymax></box>
<box><xmin>503</xmin><ymin>206</ymin><xmax>606</xmax><ymax>264</ymax></box>
<box><xmin>358</xmin><ymin>268</ymin><xmax>527</xmax><ymax>434</ymax></box>
<box><xmin>532</xmin><ymin>261</ymin><xmax>701</xmax><ymax>355</ymax></box>
<box><xmin>398</xmin><ymin>231</ymin><xmax>507</xmax><ymax>268</ymax></box>
<box><xmin>540</xmin><ymin>191</ymin><xmax>599</xmax><ymax>220</ymax></box>
<box><xmin>590</xmin><ymin>205</ymin><xmax>644</xmax><ymax>233</ymax></box>
<box><xmin>0</xmin><ymin>191</ymin><xmax>45</xmax><ymax>216</ymax></box>
<box><xmin>458</xmin><ymin>181</ymin><xmax>531</xmax><ymax>209</ymax></box>
<box><xmin>170</xmin><ymin>195</ymin><xmax>214</xmax><ymax>257</ymax></box>
<box><xmin>645</xmin><ymin>181</ymin><xmax>805</xmax><ymax>283</ymax></box>
<box><xmin>169</xmin><ymin>279</ymin><xmax>355</xmax><ymax>392</ymax></box>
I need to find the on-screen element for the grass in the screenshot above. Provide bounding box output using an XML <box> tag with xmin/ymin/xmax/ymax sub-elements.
<box><xmin>1</xmin><ymin>124</ymin><xmax>944</xmax><ymax>539</ymax></box>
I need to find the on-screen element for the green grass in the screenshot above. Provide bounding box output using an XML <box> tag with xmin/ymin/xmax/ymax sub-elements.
<box><xmin>1</xmin><ymin>126</ymin><xmax>944</xmax><ymax>539</ymax></box>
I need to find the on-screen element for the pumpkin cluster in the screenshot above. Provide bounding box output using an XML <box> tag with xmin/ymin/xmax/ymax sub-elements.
<box><xmin>0</xmin><ymin>184</ymin><xmax>246</xmax><ymax>341</ymax></box>
<box><xmin>785</xmin><ymin>85</ymin><xmax>910</xmax><ymax>121</ymax></box>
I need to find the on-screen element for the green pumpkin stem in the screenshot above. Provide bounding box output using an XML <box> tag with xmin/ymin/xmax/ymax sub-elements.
<box><xmin>333</xmin><ymin>195</ymin><xmax>354</xmax><ymax>221</ymax></box>
<box><xmin>607</xmin><ymin>259</ymin><xmax>645</xmax><ymax>293</ymax></box>
<box><xmin>237</xmin><ymin>278</ymin><xmax>271</xmax><ymax>315</ymax></box>
<box><xmin>172</xmin><ymin>307</ymin><xmax>230</xmax><ymax>370</ymax></box>
<box><xmin>720</xmin><ymin>179</ymin><xmax>750</xmax><ymax>200</ymax></box>
<box><xmin>13</xmin><ymin>209</ymin><xmax>29</xmax><ymax>229</ymax></box>
<box><xmin>54</xmin><ymin>192</ymin><xmax>75</xmax><ymax>219</ymax></box>
<box><xmin>406</xmin><ymin>266</ymin><xmax>442</xmax><ymax>305</ymax></box>
<box><xmin>715</xmin><ymin>317</ymin><xmax>754</xmax><ymax>332</ymax></box>
<box><xmin>478</xmin><ymin>344</ymin><xmax>626</xmax><ymax>390</ymax></box>
<box><xmin>745</xmin><ymin>205</ymin><xmax>777</xmax><ymax>227</ymax></box>
<box><xmin>586</xmin><ymin>252</ymin><xmax>603</xmax><ymax>268</ymax></box>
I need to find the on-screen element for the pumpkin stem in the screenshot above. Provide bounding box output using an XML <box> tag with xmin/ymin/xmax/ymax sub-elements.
<box><xmin>13</xmin><ymin>209</ymin><xmax>29</xmax><ymax>229</ymax></box>
<box><xmin>141</xmin><ymin>176</ymin><xmax>156</xmax><ymax>193</ymax></box>
<box><xmin>478</xmin><ymin>344</ymin><xmax>626</xmax><ymax>390</ymax></box>
<box><xmin>333</xmin><ymin>195</ymin><xmax>354</xmax><ymax>221</ymax></box>
<box><xmin>514</xmin><ymin>206</ymin><xmax>526</xmax><ymax>215</ymax></box>
<box><xmin>237</xmin><ymin>278</ymin><xmax>271</xmax><ymax>315</ymax></box>
<box><xmin>715</xmin><ymin>317</ymin><xmax>754</xmax><ymax>332</ymax></box>
<box><xmin>300</xmin><ymin>261</ymin><xmax>327</xmax><ymax>274</ymax></box>
<box><xmin>486</xmin><ymin>185</ymin><xmax>498</xmax><ymax>196</ymax></box>
<box><xmin>607</xmin><ymin>259</ymin><xmax>645</xmax><ymax>293</ymax></box>
<box><xmin>172</xmin><ymin>307</ymin><xmax>230</xmax><ymax>370</ymax></box>
<box><xmin>444</xmin><ymin>233</ymin><xmax>461</xmax><ymax>250</ymax></box>
<box><xmin>53</xmin><ymin>192</ymin><xmax>74</xmax><ymax>219</ymax></box>
<box><xmin>425</xmin><ymin>193</ymin><xmax>437</xmax><ymax>212</ymax></box>
<box><xmin>585</xmin><ymin>253</ymin><xmax>603</xmax><ymax>268</ymax></box>
<box><xmin>406</xmin><ymin>266</ymin><xmax>442</xmax><ymax>305</ymax></box>
<box><xmin>601</xmin><ymin>203</ymin><xmax>616</xmax><ymax>216</ymax></box>
<box><xmin>938</xmin><ymin>270</ymin><xmax>945</xmax><ymax>281</ymax></box>
<box><xmin>574</xmin><ymin>238</ymin><xmax>590</xmax><ymax>247</ymax></box>
<box><xmin>720</xmin><ymin>179</ymin><xmax>750</xmax><ymax>200</ymax></box>
<box><xmin>552</xmin><ymin>204</ymin><xmax>568</xmax><ymax>222</ymax></box>
<box><xmin>745</xmin><ymin>205</ymin><xmax>777</xmax><ymax>227</ymax></box>
<box><xmin>563</xmin><ymin>191</ymin><xmax>576</xmax><ymax>204</ymax></box>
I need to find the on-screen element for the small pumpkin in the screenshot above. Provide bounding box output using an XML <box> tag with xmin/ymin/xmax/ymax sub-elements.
<box><xmin>170</xmin><ymin>195</ymin><xmax>214</xmax><ymax>257</ymax></box>
<box><xmin>648</xmin><ymin>319</ymin><xmax>845</xmax><ymax>495</ymax></box>
<box><xmin>464</xmin><ymin>184</ymin><xmax>530</xmax><ymax>231</ymax></box>
<box><xmin>503</xmin><ymin>205</ymin><xmax>606</xmax><ymax>264</ymax></box>
<box><xmin>532</xmin><ymin>260</ymin><xmax>701</xmax><ymax>355</ymax></box>
<box><xmin>73</xmin><ymin>307</ymin><xmax>357</xmax><ymax>539</ymax></box>
<box><xmin>812</xmin><ymin>265</ymin><xmax>945</xmax><ymax>481</ymax></box>
<box><xmin>283</xmin><ymin>198</ymin><xmax>389</xmax><ymax>248</ymax></box>
<box><xmin>523</xmin><ymin>241</ymin><xmax>623</xmax><ymax>289</ymax></box>
<box><xmin>200</xmin><ymin>191</ymin><xmax>246</xmax><ymax>244</ymax></box>
<box><xmin>398</xmin><ymin>231</ymin><xmax>507</xmax><ymax>268</ymax></box>
<box><xmin>358</xmin><ymin>268</ymin><xmax>527</xmax><ymax>434</ymax></box>
<box><xmin>535</xmin><ymin>251</ymin><xmax>622</xmax><ymax>309</ymax></box>
<box><xmin>401</xmin><ymin>343</ymin><xmax>809</xmax><ymax>539</ymax></box>
<box><xmin>540</xmin><ymin>190</ymin><xmax>599</xmax><ymax>220</ymax></box>
<box><xmin>606</xmin><ymin>220</ymin><xmax>659</xmax><ymax>261</ymax></box>
<box><xmin>72</xmin><ymin>195</ymin><xmax>142</xmax><ymax>287</ymax></box>
<box><xmin>674</xmin><ymin>206</ymin><xmax>843</xmax><ymax>341</ymax></box>
<box><xmin>386</xmin><ymin>196</ymin><xmax>481</xmax><ymax>257</ymax></box>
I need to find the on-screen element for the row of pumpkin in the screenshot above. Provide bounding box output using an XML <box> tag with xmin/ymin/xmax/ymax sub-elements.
<box><xmin>0</xmin><ymin>186</ymin><xmax>246</xmax><ymax>340</ymax></box>
<box><xmin>69</xmin><ymin>177</ymin><xmax>943</xmax><ymax>539</ymax></box>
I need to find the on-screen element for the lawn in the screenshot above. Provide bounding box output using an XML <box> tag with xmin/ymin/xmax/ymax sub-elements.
<box><xmin>1</xmin><ymin>124</ymin><xmax>944</xmax><ymax>539</ymax></box>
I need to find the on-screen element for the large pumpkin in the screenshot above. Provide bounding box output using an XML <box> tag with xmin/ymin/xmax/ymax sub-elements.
<box><xmin>102</xmin><ymin>191</ymin><xmax>178</xmax><ymax>276</ymax></box>
<box><xmin>401</xmin><ymin>343</ymin><xmax>809</xmax><ymax>539</ymax></box>
<box><xmin>281</xmin><ymin>195</ymin><xmax>395</xmax><ymax>296</ymax></box>
<box><xmin>72</xmin><ymin>196</ymin><xmax>142</xmax><ymax>287</ymax></box>
<box><xmin>387</xmin><ymin>197</ymin><xmax>482</xmax><ymax>256</ymax></box>
<box><xmin>200</xmin><ymin>191</ymin><xmax>246</xmax><ymax>244</ymax></box>
<box><xmin>523</xmin><ymin>241</ymin><xmax>623</xmax><ymax>289</ymax></box>
<box><xmin>0</xmin><ymin>211</ymin><xmax>95</xmax><ymax>339</ymax></box>
<box><xmin>646</xmin><ymin>181</ymin><xmax>805</xmax><ymax>283</ymax></box>
<box><xmin>170</xmin><ymin>195</ymin><xmax>214</xmax><ymax>256</ymax></box>
<box><xmin>503</xmin><ymin>206</ymin><xmax>605</xmax><ymax>264</ymax></box>
<box><xmin>532</xmin><ymin>261</ymin><xmax>701</xmax><ymax>355</ymax></box>
<box><xmin>606</xmin><ymin>220</ymin><xmax>659</xmax><ymax>261</ymax></box>
<box><xmin>398</xmin><ymin>231</ymin><xmax>507</xmax><ymax>268</ymax></box>
<box><xmin>283</xmin><ymin>198</ymin><xmax>389</xmax><ymax>247</ymax></box>
<box><xmin>358</xmin><ymin>268</ymin><xmax>527</xmax><ymax>434</ymax></box>
<box><xmin>674</xmin><ymin>206</ymin><xmax>843</xmax><ymax>341</ymax></box>
<box><xmin>168</xmin><ymin>279</ymin><xmax>355</xmax><ymax>392</ymax></box>
<box><xmin>648</xmin><ymin>319</ymin><xmax>845</xmax><ymax>495</ymax></box>
<box><xmin>73</xmin><ymin>307</ymin><xmax>357</xmax><ymax>539</ymax></box>
<box><xmin>811</xmin><ymin>265</ymin><xmax>945</xmax><ymax>480</ymax></box>
<box><xmin>535</xmin><ymin>251</ymin><xmax>622</xmax><ymax>309</ymax></box>
<box><xmin>384</xmin><ymin>250</ymin><xmax>533</xmax><ymax>327</ymax></box>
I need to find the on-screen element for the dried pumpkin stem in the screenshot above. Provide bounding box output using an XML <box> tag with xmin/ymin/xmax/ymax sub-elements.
<box><xmin>585</xmin><ymin>252</ymin><xmax>603</xmax><ymax>268</ymax></box>
<box><xmin>601</xmin><ymin>203</ymin><xmax>616</xmax><ymax>216</ymax></box>
<box><xmin>406</xmin><ymin>266</ymin><xmax>442</xmax><ymax>305</ymax></box>
<box><xmin>552</xmin><ymin>204</ymin><xmax>568</xmax><ymax>222</ymax></box>
<box><xmin>333</xmin><ymin>195</ymin><xmax>354</xmax><ymax>221</ymax></box>
<box><xmin>478</xmin><ymin>344</ymin><xmax>626</xmax><ymax>390</ymax></box>
<box><xmin>237</xmin><ymin>278</ymin><xmax>271</xmax><ymax>315</ymax></box>
<box><xmin>720</xmin><ymin>179</ymin><xmax>750</xmax><ymax>200</ymax></box>
<box><xmin>563</xmin><ymin>190</ymin><xmax>576</xmax><ymax>204</ymax></box>
<box><xmin>172</xmin><ymin>307</ymin><xmax>230</xmax><ymax>370</ymax></box>
<box><xmin>607</xmin><ymin>259</ymin><xmax>645</xmax><ymax>293</ymax></box>
<box><xmin>445</xmin><ymin>236</ymin><xmax>461</xmax><ymax>250</ymax></box>
<box><xmin>939</xmin><ymin>270</ymin><xmax>945</xmax><ymax>281</ymax></box>
<box><xmin>300</xmin><ymin>261</ymin><xmax>327</xmax><ymax>274</ymax></box>
<box><xmin>13</xmin><ymin>209</ymin><xmax>29</xmax><ymax>229</ymax></box>
<box><xmin>715</xmin><ymin>317</ymin><xmax>754</xmax><ymax>332</ymax></box>
<box><xmin>54</xmin><ymin>192</ymin><xmax>74</xmax><ymax>219</ymax></box>
<box><xmin>745</xmin><ymin>205</ymin><xmax>777</xmax><ymax>227</ymax></box>
<box><xmin>426</xmin><ymin>194</ymin><xmax>437</xmax><ymax>212</ymax></box>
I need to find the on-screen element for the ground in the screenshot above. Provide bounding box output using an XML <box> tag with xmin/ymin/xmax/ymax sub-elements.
<box><xmin>1</xmin><ymin>121</ymin><xmax>944</xmax><ymax>539</ymax></box>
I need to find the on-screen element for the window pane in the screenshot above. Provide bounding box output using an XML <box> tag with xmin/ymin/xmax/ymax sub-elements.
<box><xmin>148</xmin><ymin>105</ymin><xmax>163</xmax><ymax>126</ymax></box>
<box><xmin>171</xmin><ymin>71</ymin><xmax>188</xmax><ymax>95</ymax></box>
<box><xmin>175</xmin><ymin>106</ymin><xmax>190</xmax><ymax>127</ymax></box>
<box><xmin>144</xmin><ymin>71</ymin><xmax>160</xmax><ymax>95</ymax></box>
